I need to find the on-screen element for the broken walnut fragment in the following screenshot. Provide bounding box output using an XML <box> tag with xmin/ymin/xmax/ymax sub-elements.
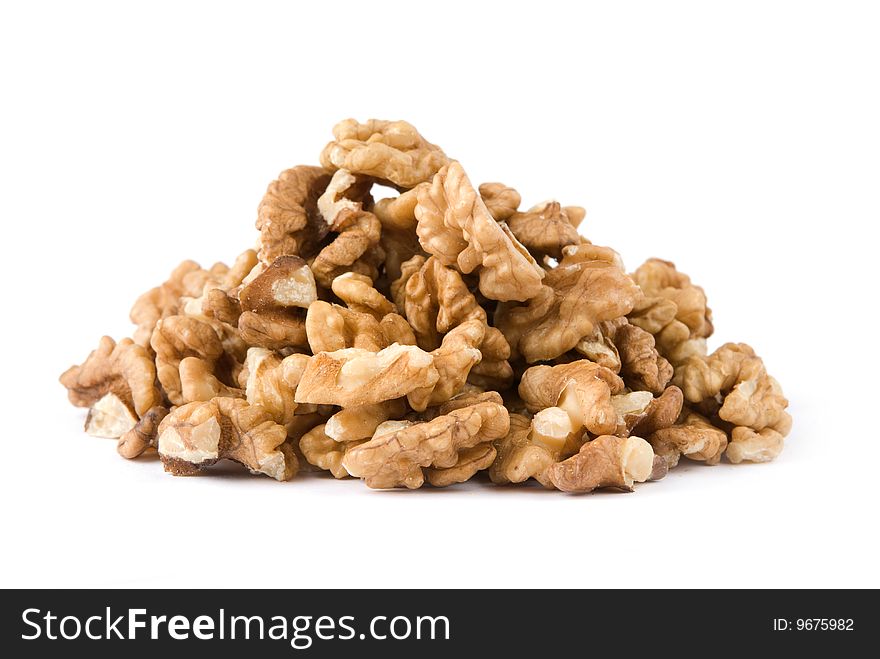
<box><xmin>547</xmin><ymin>435</ymin><xmax>655</xmax><ymax>493</ymax></box>
<box><xmin>415</xmin><ymin>161</ymin><xmax>545</xmax><ymax>302</ymax></box>
<box><xmin>342</xmin><ymin>398</ymin><xmax>509</xmax><ymax>489</ymax></box>
<box><xmin>157</xmin><ymin>397</ymin><xmax>298</xmax><ymax>481</ymax></box>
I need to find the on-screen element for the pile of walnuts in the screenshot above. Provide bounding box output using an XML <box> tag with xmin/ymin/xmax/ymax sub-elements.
<box><xmin>60</xmin><ymin>119</ymin><xmax>791</xmax><ymax>492</ymax></box>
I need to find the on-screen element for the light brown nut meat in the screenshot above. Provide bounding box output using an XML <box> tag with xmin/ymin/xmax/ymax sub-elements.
<box><xmin>672</xmin><ymin>342</ymin><xmax>791</xmax><ymax>458</ymax></box>
<box><xmin>518</xmin><ymin>360</ymin><xmax>625</xmax><ymax>437</ymax></box>
<box><xmin>415</xmin><ymin>161</ymin><xmax>545</xmax><ymax>302</ymax></box>
<box><xmin>311</xmin><ymin>210</ymin><xmax>382</xmax><ymax>288</ymax></box>
<box><xmin>60</xmin><ymin>336</ymin><xmax>161</xmax><ymax>418</ymax></box>
<box><xmin>239</xmin><ymin>255</ymin><xmax>317</xmax><ymax>312</ymax></box>
<box><xmin>631</xmin><ymin>386</ymin><xmax>684</xmax><ymax>437</ymax></box>
<box><xmin>320</xmin><ymin>118</ymin><xmax>449</xmax><ymax>189</ymax></box>
<box><xmin>294</xmin><ymin>344</ymin><xmax>439</xmax><ymax>408</ymax></box>
<box><xmin>628</xmin><ymin>259</ymin><xmax>713</xmax><ymax>365</ymax></box>
<box><xmin>489</xmin><ymin>413</ymin><xmax>555</xmax><ymax>487</ymax></box>
<box><xmin>380</xmin><ymin>227</ymin><xmax>425</xmax><ymax>284</ymax></box>
<box><xmin>179</xmin><ymin>356</ymin><xmax>242</xmax><ymax>403</ymax></box>
<box><xmin>496</xmin><ymin>243</ymin><xmax>640</xmax><ymax>362</ymax></box>
<box><xmin>150</xmin><ymin>316</ymin><xmax>226</xmax><ymax>406</ymax></box>
<box><xmin>237</xmin><ymin>309</ymin><xmax>309</xmax><ymax>351</ymax></box>
<box><xmin>130</xmin><ymin>253</ymin><xmax>252</xmax><ymax>348</ymax></box>
<box><xmin>547</xmin><ymin>435</ymin><xmax>655</xmax><ymax>493</ymax></box>
<box><xmin>330</xmin><ymin>272</ymin><xmax>395</xmax><ymax>319</ymax></box>
<box><xmin>397</xmin><ymin>255</ymin><xmax>511</xmax><ymax>381</ymax></box>
<box><xmin>201</xmin><ymin>288</ymin><xmax>242</xmax><ymax>325</ymax></box>
<box><xmin>305</xmin><ymin>301</ymin><xmax>389</xmax><ymax>353</ymax></box>
<box><xmin>129</xmin><ymin>260</ymin><xmax>201</xmax><ymax>347</ymax></box>
<box><xmin>299</xmin><ymin>424</ymin><xmax>365</xmax><ymax>478</ymax></box>
<box><xmin>325</xmin><ymin>399</ymin><xmax>407</xmax><ymax>442</ymax></box>
<box><xmin>157</xmin><ymin>397</ymin><xmax>297</xmax><ymax>481</ymax></box>
<box><xmin>342</xmin><ymin>399</ymin><xmax>510</xmax><ymax>489</ymax></box>
<box><xmin>648</xmin><ymin>411</ymin><xmax>728</xmax><ymax>468</ymax></box>
<box><xmin>507</xmin><ymin>201</ymin><xmax>582</xmax><ymax>259</ymax></box>
<box><xmin>118</xmin><ymin>406</ymin><xmax>169</xmax><ymax>459</ymax></box>
<box><xmin>256</xmin><ymin>165</ymin><xmax>332</xmax><ymax>264</ymax></box>
<box><xmin>407</xmin><ymin>320</ymin><xmax>485</xmax><ymax>412</ymax></box>
<box><xmin>373</xmin><ymin>184</ymin><xmax>426</xmax><ymax>232</ymax></box>
<box><xmin>614</xmin><ymin>322</ymin><xmax>673</xmax><ymax>394</ymax></box>
<box><xmin>241</xmin><ymin>348</ymin><xmax>310</xmax><ymax>428</ymax></box>
<box><xmin>425</xmin><ymin>444</ymin><xmax>497</xmax><ymax>487</ymax></box>
<box><xmin>632</xmin><ymin>258</ymin><xmax>714</xmax><ymax>339</ymax></box>
<box><xmin>478</xmin><ymin>182</ymin><xmax>521</xmax><ymax>221</ymax></box>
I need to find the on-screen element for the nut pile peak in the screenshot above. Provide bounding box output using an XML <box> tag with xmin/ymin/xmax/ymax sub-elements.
<box><xmin>60</xmin><ymin>118</ymin><xmax>791</xmax><ymax>491</ymax></box>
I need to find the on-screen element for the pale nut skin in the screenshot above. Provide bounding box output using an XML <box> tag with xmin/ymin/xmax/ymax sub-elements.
<box><xmin>320</xmin><ymin>118</ymin><xmax>449</xmax><ymax>189</ymax></box>
<box><xmin>547</xmin><ymin>435</ymin><xmax>655</xmax><ymax>493</ymax></box>
<box><xmin>157</xmin><ymin>397</ymin><xmax>297</xmax><ymax>481</ymax></box>
<box><xmin>415</xmin><ymin>161</ymin><xmax>545</xmax><ymax>302</ymax></box>
<box><xmin>342</xmin><ymin>399</ymin><xmax>510</xmax><ymax>489</ymax></box>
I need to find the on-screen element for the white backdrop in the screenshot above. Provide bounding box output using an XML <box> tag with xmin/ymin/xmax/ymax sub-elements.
<box><xmin>1</xmin><ymin>0</ymin><xmax>877</xmax><ymax>588</ymax></box>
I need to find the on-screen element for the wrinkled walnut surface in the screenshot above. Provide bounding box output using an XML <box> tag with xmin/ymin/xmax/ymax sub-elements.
<box><xmin>60</xmin><ymin>116</ymin><xmax>791</xmax><ymax>491</ymax></box>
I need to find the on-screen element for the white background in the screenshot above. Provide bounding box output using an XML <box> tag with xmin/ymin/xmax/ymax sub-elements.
<box><xmin>1</xmin><ymin>1</ymin><xmax>877</xmax><ymax>588</ymax></box>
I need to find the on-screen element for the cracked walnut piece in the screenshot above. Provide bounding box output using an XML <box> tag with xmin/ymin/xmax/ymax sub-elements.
<box><xmin>495</xmin><ymin>243</ymin><xmax>640</xmax><ymax>362</ymax></box>
<box><xmin>489</xmin><ymin>413</ymin><xmax>555</xmax><ymax>487</ymax></box>
<box><xmin>342</xmin><ymin>398</ymin><xmax>510</xmax><ymax>489</ymax></box>
<box><xmin>507</xmin><ymin>201</ymin><xmax>583</xmax><ymax>259</ymax></box>
<box><xmin>157</xmin><ymin>397</ymin><xmax>298</xmax><ymax>481</ymax></box>
<box><xmin>415</xmin><ymin>161</ymin><xmax>545</xmax><ymax>302</ymax></box>
<box><xmin>256</xmin><ymin>165</ymin><xmax>331</xmax><ymax>264</ymax></box>
<box><xmin>61</xmin><ymin>336</ymin><xmax>161</xmax><ymax>419</ymax></box>
<box><xmin>294</xmin><ymin>343</ymin><xmax>439</xmax><ymax>408</ymax></box>
<box><xmin>519</xmin><ymin>360</ymin><xmax>625</xmax><ymax>454</ymax></box>
<box><xmin>547</xmin><ymin>435</ymin><xmax>655</xmax><ymax>493</ymax></box>
<box><xmin>628</xmin><ymin>259</ymin><xmax>713</xmax><ymax>365</ymax></box>
<box><xmin>673</xmin><ymin>342</ymin><xmax>791</xmax><ymax>463</ymax></box>
<box><xmin>320</xmin><ymin>118</ymin><xmax>449</xmax><ymax>189</ymax></box>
